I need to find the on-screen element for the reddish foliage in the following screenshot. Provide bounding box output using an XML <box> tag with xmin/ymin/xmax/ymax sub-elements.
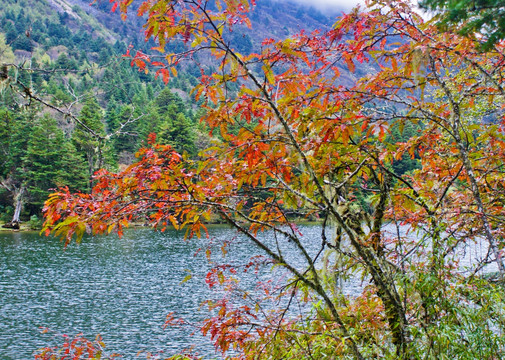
<box><xmin>42</xmin><ymin>0</ymin><xmax>505</xmax><ymax>358</ymax></box>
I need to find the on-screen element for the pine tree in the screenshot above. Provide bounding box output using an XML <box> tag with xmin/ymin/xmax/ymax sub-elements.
<box><xmin>22</xmin><ymin>114</ymin><xmax>66</xmax><ymax>208</ymax></box>
<box><xmin>72</xmin><ymin>95</ymin><xmax>105</xmax><ymax>190</ymax></box>
<box><xmin>0</xmin><ymin>108</ymin><xmax>32</xmax><ymax>225</ymax></box>
<box><xmin>110</xmin><ymin>104</ymin><xmax>140</xmax><ymax>159</ymax></box>
<box><xmin>0</xmin><ymin>33</ymin><xmax>15</xmax><ymax>64</ymax></box>
<box><xmin>157</xmin><ymin>107</ymin><xmax>197</xmax><ymax>156</ymax></box>
<box><xmin>140</xmin><ymin>88</ymin><xmax>197</xmax><ymax>156</ymax></box>
<box><xmin>56</xmin><ymin>141</ymin><xmax>88</xmax><ymax>193</ymax></box>
<box><xmin>154</xmin><ymin>87</ymin><xmax>185</xmax><ymax>114</ymax></box>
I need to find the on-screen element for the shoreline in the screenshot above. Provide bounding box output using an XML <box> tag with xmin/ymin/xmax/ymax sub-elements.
<box><xmin>0</xmin><ymin>222</ymin><xmax>36</xmax><ymax>232</ymax></box>
<box><xmin>0</xmin><ymin>219</ymin><xmax>323</xmax><ymax>234</ymax></box>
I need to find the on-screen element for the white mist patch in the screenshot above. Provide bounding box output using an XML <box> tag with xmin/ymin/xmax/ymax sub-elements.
<box><xmin>280</xmin><ymin>0</ymin><xmax>365</xmax><ymax>12</ymax></box>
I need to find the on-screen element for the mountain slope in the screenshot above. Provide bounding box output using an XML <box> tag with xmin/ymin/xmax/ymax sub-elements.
<box><xmin>0</xmin><ymin>0</ymin><xmax>361</xmax><ymax>221</ymax></box>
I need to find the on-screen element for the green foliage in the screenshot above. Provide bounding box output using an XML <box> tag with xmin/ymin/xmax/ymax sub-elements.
<box><xmin>387</xmin><ymin>120</ymin><xmax>421</xmax><ymax>175</ymax></box>
<box><xmin>153</xmin><ymin>87</ymin><xmax>186</xmax><ymax>114</ymax></box>
<box><xmin>28</xmin><ymin>214</ymin><xmax>42</xmax><ymax>229</ymax></box>
<box><xmin>0</xmin><ymin>108</ymin><xmax>13</xmax><ymax>178</ymax></box>
<box><xmin>109</xmin><ymin>104</ymin><xmax>139</xmax><ymax>156</ymax></box>
<box><xmin>57</xmin><ymin>142</ymin><xmax>89</xmax><ymax>193</ymax></box>
<box><xmin>72</xmin><ymin>95</ymin><xmax>106</xmax><ymax>189</ymax></box>
<box><xmin>0</xmin><ymin>1</ymin><xmax>170</xmax><ymax>216</ymax></box>
<box><xmin>24</xmin><ymin>114</ymin><xmax>87</xmax><ymax>207</ymax></box>
<box><xmin>420</xmin><ymin>0</ymin><xmax>505</xmax><ymax>50</ymax></box>
<box><xmin>0</xmin><ymin>33</ymin><xmax>15</xmax><ymax>63</ymax></box>
<box><xmin>0</xmin><ymin>107</ymin><xmax>87</xmax><ymax>216</ymax></box>
<box><xmin>0</xmin><ymin>108</ymin><xmax>32</xmax><ymax>179</ymax></box>
<box><xmin>0</xmin><ymin>205</ymin><xmax>13</xmax><ymax>222</ymax></box>
<box><xmin>136</xmin><ymin>88</ymin><xmax>198</xmax><ymax>156</ymax></box>
<box><xmin>157</xmin><ymin>107</ymin><xmax>197</xmax><ymax>156</ymax></box>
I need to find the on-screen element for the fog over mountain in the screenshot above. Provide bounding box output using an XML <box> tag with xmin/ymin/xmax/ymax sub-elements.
<box><xmin>283</xmin><ymin>0</ymin><xmax>364</xmax><ymax>12</ymax></box>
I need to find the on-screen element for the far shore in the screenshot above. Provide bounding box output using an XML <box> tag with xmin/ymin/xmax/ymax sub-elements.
<box><xmin>0</xmin><ymin>222</ymin><xmax>36</xmax><ymax>232</ymax></box>
<box><xmin>0</xmin><ymin>218</ymin><xmax>323</xmax><ymax>235</ymax></box>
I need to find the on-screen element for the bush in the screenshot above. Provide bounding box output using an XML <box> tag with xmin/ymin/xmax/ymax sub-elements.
<box><xmin>28</xmin><ymin>214</ymin><xmax>42</xmax><ymax>230</ymax></box>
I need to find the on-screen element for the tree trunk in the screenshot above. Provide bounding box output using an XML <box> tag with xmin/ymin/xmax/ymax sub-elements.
<box><xmin>11</xmin><ymin>185</ymin><xmax>24</xmax><ymax>223</ymax></box>
<box><xmin>87</xmin><ymin>151</ymin><xmax>94</xmax><ymax>191</ymax></box>
<box><xmin>2</xmin><ymin>185</ymin><xmax>24</xmax><ymax>229</ymax></box>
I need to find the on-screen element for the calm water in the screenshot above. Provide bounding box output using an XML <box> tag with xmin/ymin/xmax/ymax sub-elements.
<box><xmin>0</xmin><ymin>225</ymin><xmax>327</xmax><ymax>359</ymax></box>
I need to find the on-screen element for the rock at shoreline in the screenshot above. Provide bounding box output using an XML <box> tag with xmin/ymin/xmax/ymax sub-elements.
<box><xmin>2</xmin><ymin>221</ymin><xmax>20</xmax><ymax>230</ymax></box>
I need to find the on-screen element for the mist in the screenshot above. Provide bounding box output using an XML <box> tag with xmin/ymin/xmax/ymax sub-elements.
<box><xmin>284</xmin><ymin>0</ymin><xmax>365</xmax><ymax>12</ymax></box>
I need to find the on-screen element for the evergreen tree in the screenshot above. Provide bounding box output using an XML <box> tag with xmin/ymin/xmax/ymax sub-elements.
<box><xmin>157</xmin><ymin>107</ymin><xmax>197</xmax><ymax>156</ymax></box>
<box><xmin>23</xmin><ymin>114</ymin><xmax>65</xmax><ymax>208</ymax></box>
<box><xmin>72</xmin><ymin>95</ymin><xmax>105</xmax><ymax>190</ymax></box>
<box><xmin>23</xmin><ymin>114</ymin><xmax>87</xmax><ymax>212</ymax></box>
<box><xmin>104</xmin><ymin>97</ymin><xmax>120</xmax><ymax>133</ymax></box>
<box><xmin>56</xmin><ymin>141</ymin><xmax>88</xmax><ymax>193</ymax></box>
<box><xmin>420</xmin><ymin>0</ymin><xmax>505</xmax><ymax>50</ymax></box>
<box><xmin>0</xmin><ymin>33</ymin><xmax>15</xmax><ymax>64</ymax></box>
<box><xmin>136</xmin><ymin>102</ymin><xmax>161</xmax><ymax>142</ymax></box>
<box><xmin>110</xmin><ymin>104</ymin><xmax>140</xmax><ymax>157</ymax></box>
<box><xmin>0</xmin><ymin>108</ymin><xmax>33</xmax><ymax>224</ymax></box>
<box><xmin>154</xmin><ymin>87</ymin><xmax>186</xmax><ymax>114</ymax></box>
<box><xmin>388</xmin><ymin>121</ymin><xmax>421</xmax><ymax>175</ymax></box>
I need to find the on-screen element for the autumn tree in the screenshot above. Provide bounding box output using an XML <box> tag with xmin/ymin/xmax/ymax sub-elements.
<box><xmin>43</xmin><ymin>0</ymin><xmax>505</xmax><ymax>358</ymax></box>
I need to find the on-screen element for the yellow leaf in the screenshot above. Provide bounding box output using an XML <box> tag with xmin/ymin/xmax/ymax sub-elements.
<box><xmin>262</xmin><ymin>64</ymin><xmax>275</xmax><ymax>84</ymax></box>
<box><xmin>180</xmin><ymin>270</ymin><xmax>192</xmax><ymax>284</ymax></box>
<box><xmin>191</xmin><ymin>36</ymin><xmax>203</xmax><ymax>48</ymax></box>
<box><xmin>391</xmin><ymin>56</ymin><xmax>398</xmax><ymax>72</ymax></box>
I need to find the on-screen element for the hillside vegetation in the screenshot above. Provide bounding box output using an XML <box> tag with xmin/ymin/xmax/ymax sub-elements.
<box><xmin>0</xmin><ymin>0</ymin><xmax>352</xmax><ymax>226</ymax></box>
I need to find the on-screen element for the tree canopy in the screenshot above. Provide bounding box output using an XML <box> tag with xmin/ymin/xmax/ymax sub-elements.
<box><xmin>41</xmin><ymin>0</ymin><xmax>505</xmax><ymax>358</ymax></box>
<box><xmin>0</xmin><ymin>2</ymin><xmax>204</xmax><ymax>221</ymax></box>
<box><xmin>420</xmin><ymin>0</ymin><xmax>505</xmax><ymax>49</ymax></box>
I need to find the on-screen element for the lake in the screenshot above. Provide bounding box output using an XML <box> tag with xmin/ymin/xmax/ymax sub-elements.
<box><xmin>0</xmin><ymin>223</ymin><xmax>495</xmax><ymax>359</ymax></box>
<box><xmin>0</xmin><ymin>225</ymin><xmax>327</xmax><ymax>359</ymax></box>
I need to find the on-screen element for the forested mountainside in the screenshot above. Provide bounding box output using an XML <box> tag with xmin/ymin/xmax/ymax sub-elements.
<box><xmin>0</xmin><ymin>0</ymin><xmax>318</xmax><ymax>224</ymax></box>
<box><xmin>0</xmin><ymin>0</ymin><xmax>411</xmax><ymax>226</ymax></box>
